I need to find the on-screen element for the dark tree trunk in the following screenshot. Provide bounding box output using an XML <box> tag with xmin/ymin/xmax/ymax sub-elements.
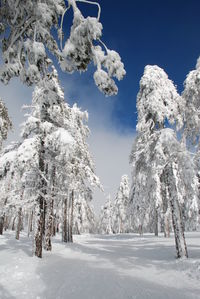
<box><xmin>0</xmin><ymin>214</ymin><xmax>5</xmax><ymax>235</ymax></box>
<box><xmin>16</xmin><ymin>187</ymin><xmax>24</xmax><ymax>240</ymax></box>
<box><xmin>164</xmin><ymin>163</ymin><xmax>188</xmax><ymax>258</ymax></box>
<box><xmin>52</xmin><ymin>213</ymin><xmax>56</xmax><ymax>236</ymax></box>
<box><xmin>63</xmin><ymin>197</ymin><xmax>68</xmax><ymax>242</ymax></box>
<box><xmin>69</xmin><ymin>190</ymin><xmax>74</xmax><ymax>243</ymax></box>
<box><xmin>35</xmin><ymin>210</ymin><xmax>44</xmax><ymax>258</ymax></box>
<box><xmin>154</xmin><ymin>208</ymin><xmax>158</xmax><ymax>236</ymax></box>
<box><xmin>12</xmin><ymin>216</ymin><xmax>16</xmax><ymax>231</ymax></box>
<box><xmin>45</xmin><ymin>165</ymin><xmax>56</xmax><ymax>250</ymax></box>
<box><xmin>45</xmin><ymin>199</ymin><xmax>54</xmax><ymax>251</ymax></box>
<box><xmin>35</xmin><ymin>138</ymin><xmax>46</xmax><ymax>258</ymax></box>
<box><xmin>28</xmin><ymin>210</ymin><xmax>33</xmax><ymax>237</ymax></box>
<box><xmin>4</xmin><ymin>215</ymin><xmax>9</xmax><ymax>231</ymax></box>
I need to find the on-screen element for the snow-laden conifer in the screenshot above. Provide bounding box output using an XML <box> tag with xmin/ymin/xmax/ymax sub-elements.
<box><xmin>130</xmin><ymin>65</ymin><xmax>197</xmax><ymax>258</ymax></box>
<box><xmin>0</xmin><ymin>0</ymin><xmax>125</xmax><ymax>95</ymax></box>
<box><xmin>99</xmin><ymin>195</ymin><xmax>113</xmax><ymax>234</ymax></box>
<box><xmin>112</xmin><ymin>175</ymin><xmax>130</xmax><ymax>234</ymax></box>
<box><xmin>0</xmin><ymin>98</ymin><xmax>12</xmax><ymax>148</ymax></box>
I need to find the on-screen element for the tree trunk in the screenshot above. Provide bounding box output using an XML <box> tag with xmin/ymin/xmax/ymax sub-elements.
<box><xmin>16</xmin><ymin>187</ymin><xmax>24</xmax><ymax>240</ymax></box>
<box><xmin>164</xmin><ymin>212</ymin><xmax>170</xmax><ymax>238</ymax></box>
<box><xmin>0</xmin><ymin>214</ymin><xmax>5</xmax><ymax>235</ymax></box>
<box><xmin>44</xmin><ymin>200</ymin><xmax>54</xmax><ymax>251</ymax></box>
<box><xmin>154</xmin><ymin>208</ymin><xmax>158</xmax><ymax>236</ymax></box>
<box><xmin>35</xmin><ymin>210</ymin><xmax>44</xmax><ymax>258</ymax></box>
<box><xmin>16</xmin><ymin>207</ymin><xmax>22</xmax><ymax>240</ymax></box>
<box><xmin>69</xmin><ymin>190</ymin><xmax>74</xmax><ymax>243</ymax></box>
<box><xmin>12</xmin><ymin>216</ymin><xmax>16</xmax><ymax>231</ymax></box>
<box><xmin>4</xmin><ymin>215</ymin><xmax>9</xmax><ymax>231</ymax></box>
<box><xmin>28</xmin><ymin>210</ymin><xmax>33</xmax><ymax>237</ymax></box>
<box><xmin>35</xmin><ymin>138</ymin><xmax>46</xmax><ymax>258</ymax></box>
<box><xmin>52</xmin><ymin>213</ymin><xmax>56</xmax><ymax>236</ymax></box>
<box><xmin>63</xmin><ymin>197</ymin><xmax>68</xmax><ymax>242</ymax></box>
<box><xmin>138</xmin><ymin>224</ymin><xmax>143</xmax><ymax>236</ymax></box>
<box><xmin>164</xmin><ymin>163</ymin><xmax>188</xmax><ymax>258</ymax></box>
<box><xmin>44</xmin><ymin>165</ymin><xmax>55</xmax><ymax>251</ymax></box>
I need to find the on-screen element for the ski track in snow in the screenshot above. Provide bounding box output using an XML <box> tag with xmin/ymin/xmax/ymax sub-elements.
<box><xmin>0</xmin><ymin>232</ymin><xmax>200</xmax><ymax>299</ymax></box>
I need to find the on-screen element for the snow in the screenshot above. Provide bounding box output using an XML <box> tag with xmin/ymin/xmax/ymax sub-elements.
<box><xmin>0</xmin><ymin>231</ymin><xmax>200</xmax><ymax>299</ymax></box>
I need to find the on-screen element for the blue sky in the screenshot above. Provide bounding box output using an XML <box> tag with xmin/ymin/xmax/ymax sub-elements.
<box><xmin>1</xmin><ymin>0</ymin><xmax>200</xmax><ymax>211</ymax></box>
<box><xmin>60</xmin><ymin>0</ymin><xmax>200</xmax><ymax>132</ymax></box>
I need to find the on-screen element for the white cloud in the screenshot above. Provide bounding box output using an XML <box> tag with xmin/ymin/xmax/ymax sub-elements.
<box><xmin>89</xmin><ymin>128</ymin><xmax>134</xmax><ymax>213</ymax></box>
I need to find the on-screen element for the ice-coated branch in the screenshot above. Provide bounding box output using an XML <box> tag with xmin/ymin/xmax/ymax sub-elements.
<box><xmin>9</xmin><ymin>17</ymin><xmax>36</xmax><ymax>50</ymax></box>
<box><xmin>97</xmin><ymin>38</ymin><xmax>109</xmax><ymax>54</ymax></box>
<box><xmin>76</xmin><ymin>0</ymin><xmax>101</xmax><ymax>21</ymax></box>
<box><xmin>60</xmin><ymin>3</ymin><xmax>71</xmax><ymax>50</ymax></box>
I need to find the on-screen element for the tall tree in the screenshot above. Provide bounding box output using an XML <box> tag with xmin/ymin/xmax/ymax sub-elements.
<box><xmin>182</xmin><ymin>57</ymin><xmax>200</xmax><ymax>220</ymax></box>
<box><xmin>130</xmin><ymin>65</ymin><xmax>197</xmax><ymax>258</ymax></box>
<box><xmin>0</xmin><ymin>98</ymin><xmax>12</xmax><ymax>148</ymax></box>
<box><xmin>99</xmin><ymin>195</ymin><xmax>113</xmax><ymax>234</ymax></box>
<box><xmin>112</xmin><ymin>175</ymin><xmax>130</xmax><ymax>234</ymax></box>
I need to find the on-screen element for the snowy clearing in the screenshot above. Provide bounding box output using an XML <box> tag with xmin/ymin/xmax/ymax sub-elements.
<box><xmin>0</xmin><ymin>231</ymin><xmax>200</xmax><ymax>299</ymax></box>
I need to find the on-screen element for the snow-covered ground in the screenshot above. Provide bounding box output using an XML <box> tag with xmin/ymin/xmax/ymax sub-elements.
<box><xmin>0</xmin><ymin>232</ymin><xmax>200</xmax><ymax>299</ymax></box>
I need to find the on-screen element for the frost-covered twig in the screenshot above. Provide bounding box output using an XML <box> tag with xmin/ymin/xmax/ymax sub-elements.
<box><xmin>9</xmin><ymin>17</ymin><xmax>35</xmax><ymax>49</ymax></box>
<box><xmin>60</xmin><ymin>3</ymin><xmax>71</xmax><ymax>50</ymax></box>
<box><xmin>97</xmin><ymin>38</ymin><xmax>108</xmax><ymax>53</ymax></box>
<box><xmin>76</xmin><ymin>0</ymin><xmax>101</xmax><ymax>20</ymax></box>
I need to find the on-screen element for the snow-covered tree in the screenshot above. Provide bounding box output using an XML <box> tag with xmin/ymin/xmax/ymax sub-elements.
<box><xmin>0</xmin><ymin>98</ymin><xmax>12</xmax><ymax>234</ymax></box>
<box><xmin>130</xmin><ymin>65</ymin><xmax>197</xmax><ymax>258</ymax></box>
<box><xmin>10</xmin><ymin>66</ymin><xmax>100</xmax><ymax>256</ymax></box>
<box><xmin>73</xmin><ymin>187</ymin><xmax>96</xmax><ymax>234</ymax></box>
<box><xmin>0</xmin><ymin>98</ymin><xmax>12</xmax><ymax>148</ymax></box>
<box><xmin>99</xmin><ymin>195</ymin><xmax>113</xmax><ymax>234</ymax></box>
<box><xmin>20</xmin><ymin>67</ymin><xmax>74</xmax><ymax>257</ymax></box>
<box><xmin>182</xmin><ymin>58</ymin><xmax>200</xmax><ymax>224</ymax></box>
<box><xmin>136</xmin><ymin>65</ymin><xmax>183</xmax><ymax>135</ymax></box>
<box><xmin>112</xmin><ymin>175</ymin><xmax>130</xmax><ymax>234</ymax></box>
<box><xmin>182</xmin><ymin>57</ymin><xmax>200</xmax><ymax>145</ymax></box>
<box><xmin>0</xmin><ymin>143</ymin><xmax>18</xmax><ymax>235</ymax></box>
<box><xmin>0</xmin><ymin>139</ymin><xmax>38</xmax><ymax>237</ymax></box>
<box><xmin>0</xmin><ymin>0</ymin><xmax>125</xmax><ymax>95</ymax></box>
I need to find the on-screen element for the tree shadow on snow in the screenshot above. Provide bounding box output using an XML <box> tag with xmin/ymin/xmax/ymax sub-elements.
<box><xmin>36</xmin><ymin>239</ymin><xmax>200</xmax><ymax>299</ymax></box>
<box><xmin>59</xmin><ymin>234</ymin><xmax>200</xmax><ymax>274</ymax></box>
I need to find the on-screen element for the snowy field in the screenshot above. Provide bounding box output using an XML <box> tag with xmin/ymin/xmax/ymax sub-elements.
<box><xmin>0</xmin><ymin>232</ymin><xmax>200</xmax><ymax>299</ymax></box>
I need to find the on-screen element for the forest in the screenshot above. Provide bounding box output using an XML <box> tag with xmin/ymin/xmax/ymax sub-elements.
<box><xmin>0</xmin><ymin>1</ymin><xmax>200</xmax><ymax>299</ymax></box>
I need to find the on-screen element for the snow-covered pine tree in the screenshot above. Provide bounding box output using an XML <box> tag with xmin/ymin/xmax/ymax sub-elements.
<box><xmin>0</xmin><ymin>139</ymin><xmax>39</xmax><ymax>237</ymax></box>
<box><xmin>18</xmin><ymin>67</ymin><xmax>101</xmax><ymax>255</ymax></box>
<box><xmin>0</xmin><ymin>143</ymin><xmax>17</xmax><ymax>235</ymax></box>
<box><xmin>130</xmin><ymin>65</ymin><xmax>183</xmax><ymax>234</ymax></box>
<box><xmin>0</xmin><ymin>98</ymin><xmax>12</xmax><ymax>148</ymax></box>
<box><xmin>73</xmin><ymin>186</ymin><xmax>96</xmax><ymax>234</ymax></box>
<box><xmin>20</xmin><ymin>67</ymin><xmax>74</xmax><ymax>257</ymax></box>
<box><xmin>58</xmin><ymin>103</ymin><xmax>101</xmax><ymax>243</ymax></box>
<box><xmin>112</xmin><ymin>175</ymin><xmax>130</xmax><ymax>234</ymax></box>
<box><xmin>182</xmin><ymin>57</ymin><xmax>200</xmax><ymax>145</ymax></box>
<box><xmin>99</xmin><ymin>195</ymin><xmax>113</xmax><ymax>234</ymax></box>
<box><xmin>0</xmin><ymin>98</ymin><xmax>12</xmax><ymax>234</ymax></box>
<box><xmin>130</xmin><ymin>65</ymin><xmax>197</xmax><ymax>258</ymax></box>
<box><xmin>0</xmin><ymin>0</ymin><xmax>125</xmax><ymax>95</ymax></box>
<box><xmin>182</xmin><ymin>57</ymin><xmax>200</xmax><ymax>226</ymax></box>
